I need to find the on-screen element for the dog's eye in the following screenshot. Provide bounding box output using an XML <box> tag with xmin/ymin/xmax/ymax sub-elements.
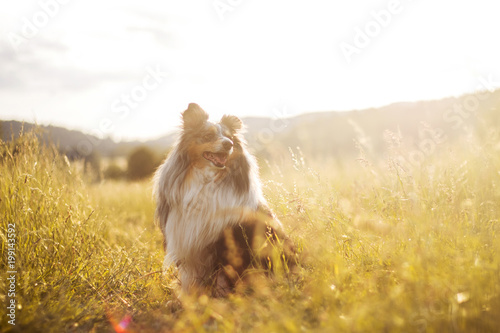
<box><xmin>202</xmin><ymin>133</ymin><xmax>215</xmax><ymax>142</ymax></box>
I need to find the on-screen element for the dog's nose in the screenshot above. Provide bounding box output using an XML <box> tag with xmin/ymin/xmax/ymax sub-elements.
<box><xmin>222</xmin><ymin>139</ymin><xmax>233</xmax><ymax>151</ymax></box>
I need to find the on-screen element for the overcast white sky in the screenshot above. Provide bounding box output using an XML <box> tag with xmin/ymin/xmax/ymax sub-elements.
<box><xmin>1</xmin><ymin>0</ymin><xmax>499</xmax><ymax>141</ymax></box>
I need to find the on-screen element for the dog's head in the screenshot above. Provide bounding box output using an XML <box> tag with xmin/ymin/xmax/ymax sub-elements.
<box><xmin>180</xmin><ymin>103</ymin><xmax>244</xmax><ymax>169</ymax></box>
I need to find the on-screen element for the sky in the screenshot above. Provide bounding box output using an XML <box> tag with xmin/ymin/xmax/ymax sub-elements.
<box><xmin>1</xmin><ymin>0</ymin><xmax>499</xmax><ymax>141</ymax></box>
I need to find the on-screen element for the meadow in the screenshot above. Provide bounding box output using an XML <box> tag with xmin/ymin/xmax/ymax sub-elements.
<box><xmin>1</xmin><ymin>123</ymin><xmax>500</xmax><ymax>332</ymax></box>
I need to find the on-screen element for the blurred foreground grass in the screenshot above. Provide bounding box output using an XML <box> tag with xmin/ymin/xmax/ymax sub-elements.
<box><xmin>1</xmin><ymin>127</ymin><xmax>500</xmax><ymax>332</ymax></box>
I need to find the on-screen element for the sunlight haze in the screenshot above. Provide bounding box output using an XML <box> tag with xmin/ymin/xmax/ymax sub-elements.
<box><xmin>1</xmin><ymin>0</ymin><xmax>499</xmax><ymax>140</ymax></box>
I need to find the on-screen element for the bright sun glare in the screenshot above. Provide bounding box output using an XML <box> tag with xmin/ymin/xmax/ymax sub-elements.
<box><xmin>0</xmin><ymin>0</ymin><xmax>499</xmax><ymax>140</ymax></box>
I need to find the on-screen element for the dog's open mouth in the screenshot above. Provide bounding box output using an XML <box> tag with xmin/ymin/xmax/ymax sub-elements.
<box><xmin>203</xmin><ymin>152</ymin><xmax>228</xmax><ymax>168</ymax></box>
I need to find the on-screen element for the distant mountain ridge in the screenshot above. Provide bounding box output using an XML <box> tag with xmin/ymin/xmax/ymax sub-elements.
<box><xmin>2</xmin><ymin>89</ymin><xmax>499</xmax><ymax>160</ymax></box>
<box><xmin>0</xmin><ymin>121</ymin><xmax>177</xmax><ymax>158</ymax></box>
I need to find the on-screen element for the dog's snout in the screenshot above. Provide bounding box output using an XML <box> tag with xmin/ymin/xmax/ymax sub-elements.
<box><xmin>222</xmin><ymin>139</ymin><xmax>233</xmax><ymax>151</ymax></box>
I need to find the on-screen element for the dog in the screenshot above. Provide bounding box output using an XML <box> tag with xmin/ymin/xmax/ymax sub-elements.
<box><xmin>153</xmin><ymin>103</ymin><xmax>295</xmax><ymax>296</ymax></box>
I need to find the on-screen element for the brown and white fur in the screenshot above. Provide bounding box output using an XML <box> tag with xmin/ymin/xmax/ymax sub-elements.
<box><xmin>153</xmin><ymin>103</ymin><xmax>294</xmax><ymax>296</ymax></box>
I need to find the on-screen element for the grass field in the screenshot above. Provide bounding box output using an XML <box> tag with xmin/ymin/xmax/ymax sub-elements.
<box><xmin>1</xmin><ymin>126</ymin><xmax>500</xmax><ymax>332</ymax></box>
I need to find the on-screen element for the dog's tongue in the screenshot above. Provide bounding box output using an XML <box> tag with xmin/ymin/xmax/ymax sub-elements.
<box><xmin>204</xmin><ymin>152</ymin><xmax>227</xmax><ymax>168</ymax></box>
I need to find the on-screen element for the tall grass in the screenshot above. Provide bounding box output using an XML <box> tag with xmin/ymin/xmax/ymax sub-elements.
<box><xmin>0</xmin><ymin>131</ymin><xmax>170</xmax><ymax>332</ymax></box>
<box><xmin>1</xmin><ymin>124</ymin><xmax>500</xmax><ymax>332</ymax></box>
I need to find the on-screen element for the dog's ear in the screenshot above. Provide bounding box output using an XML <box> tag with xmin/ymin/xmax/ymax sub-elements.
<box><xmin>182</xmin><ymin>103</ymin><xmax>209</xmax><ymax>129</ymax></box>
<box><xmin>221</xmin><ymin>115</ymin><xmax>243</xmax><ymax>132</ymax></box>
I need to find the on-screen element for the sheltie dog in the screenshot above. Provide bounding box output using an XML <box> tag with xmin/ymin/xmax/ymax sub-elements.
<box><xmin>153</xmin><ymin>103</ymin><xmax>295</xmax><ymax>296</ymax></box>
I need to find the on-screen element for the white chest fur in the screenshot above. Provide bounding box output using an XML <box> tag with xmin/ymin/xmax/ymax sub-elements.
<box><xmin>163</xmin><ymin>167</ymin><xmax>261</xmax><ymax>268</ymax></box>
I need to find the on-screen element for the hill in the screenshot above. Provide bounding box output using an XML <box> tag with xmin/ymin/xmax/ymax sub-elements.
<box><xmin>0</xmin><ymin>121</ymin><xmax>177</xmax><ymax>159</ymax></box>
<box><xmin>245</xmin><ymin>90</ymin><xmax>500</xmax><ymax>161</ymax></box>
<box><xmin>2</xmin><ymin>89</ymin><xmax>499</xmax><ymax>160</ymax></box>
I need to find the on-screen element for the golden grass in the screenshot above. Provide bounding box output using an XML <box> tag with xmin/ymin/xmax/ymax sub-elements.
<box><xmin>1</xmin><ymin>126</ymin><xmax>500</xmax><ymax>332</ymax></box>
